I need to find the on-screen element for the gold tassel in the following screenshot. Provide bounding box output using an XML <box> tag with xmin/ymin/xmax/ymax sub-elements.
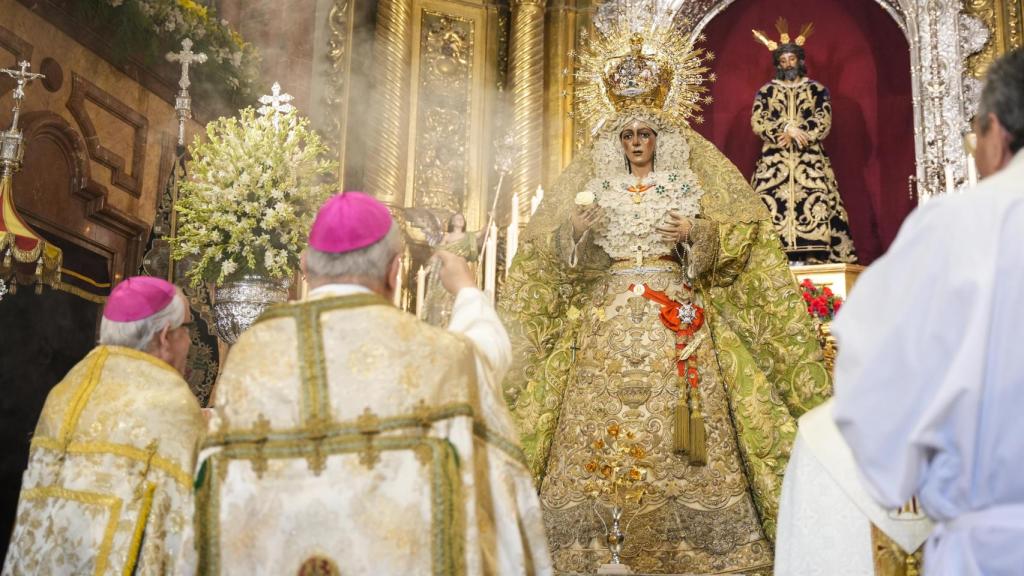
<box><xmin>3</xmin><ymin>249</ymin><xmax>10</xmax><ymax>268</ymax></box>
<box><xmin>673</xmin><ymin>393</ymin><xmax>690</xmax><ymax>455</ymax></box>
<box><xmin>688</xmin><ymin>388</ymin><xmax>708</xmax><ymax>466</ymax></box>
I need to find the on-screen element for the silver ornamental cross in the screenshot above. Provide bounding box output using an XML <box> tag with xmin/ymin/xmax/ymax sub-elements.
<box><xmin>257</xmin><ymin>82</ymin><xmax>295</xmax><ymax>131</ymax></box>
<box><xmin>166</xmin><ymin>39</ymin><xmax>207</xmax><ymax>148</ymax></box>
<box><xmin>166</xmin><ymin>38</ymin><xmax>207</xmax><ymax>91</ymax></box>
<box><xmin>1</xmin><ymin>61</ymin><xmax>45</xmax><ymax>175</ymax></box>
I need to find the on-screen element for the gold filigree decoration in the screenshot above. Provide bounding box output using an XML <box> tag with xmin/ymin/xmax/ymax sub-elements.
<box><xmin>570</xmin><ymin>1</ymin><xmax>713</xmax><ymax>134</ymax></box>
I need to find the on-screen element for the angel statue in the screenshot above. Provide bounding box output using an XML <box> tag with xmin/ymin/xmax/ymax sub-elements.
<box><xmin>498</xmin><ymin>4</ymin><xmax>831</xmax><ymax>573</ymax></box>
<box><xmin>402</xmin><ymin>209</ymin><xmax>484</xmax><ymax>325</ymax></box>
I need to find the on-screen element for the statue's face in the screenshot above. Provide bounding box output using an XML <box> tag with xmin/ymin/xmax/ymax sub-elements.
<box><xmin>619</xmin><ymin>121</ymin><xmax>657</xmax><ymax>171</ymax></box>
<box><xmin>449</xmin><ymin>213</ymin><xmax>466</xmax><ymax>232</ymax></box>
<box><xmin>778</xmin><ymin>52</ymin><xmax>799</xmax><ymax>70</ymax></box>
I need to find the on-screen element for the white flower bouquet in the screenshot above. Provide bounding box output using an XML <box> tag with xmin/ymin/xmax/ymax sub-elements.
<box><xmin>173</xmin><ymin>107</ymin><xmax>336</xmax><ymax>287</ymax></box>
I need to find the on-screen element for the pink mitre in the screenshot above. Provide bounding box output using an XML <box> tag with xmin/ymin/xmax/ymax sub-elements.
<box><xmin>103</xmin><ymin>276</ymin><xmax>178</xmax><ymax>322</ymax></box>
<box><xmin>308</xmin><ymin>191</ymin><xmax>393</xmax><ymax>253</ymax></box>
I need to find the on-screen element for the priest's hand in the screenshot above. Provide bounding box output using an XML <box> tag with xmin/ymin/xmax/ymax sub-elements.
<box><xmin>571</xmin><ymin>204</ymin><xmax>604</xmax><ymax>241</ymax></box>
<box><xmin>655</xmin><ymin>211</ymin><xmax>694</xmax><ymax>244</ymax></box>
<box><xmin>435</xmin><ymin>250</ymin><xmax>477</xmax><ymax>295</ymax></box>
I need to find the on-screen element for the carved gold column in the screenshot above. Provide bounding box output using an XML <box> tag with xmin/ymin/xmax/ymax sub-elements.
<box><xmin>509</xmin><ymin>0</ymin><xmax>545</xmax><ymax>221</ymax></box>
<box><xmin>365</xmin><ymin>0</ymin><xmax>414</xmax><ymax>204</ymax></box>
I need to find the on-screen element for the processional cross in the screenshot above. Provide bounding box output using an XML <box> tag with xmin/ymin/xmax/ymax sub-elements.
<box><xmin>258</xmin><ymin>82</ymin><xmax>295</xmax><ymax>131</ymax></box>
<box><xmin>166</xmin><ymin>38</ymin><xmax>207</xmax><ymax>149</ymax></box>
<box><xmin>2</xmin><ymin>61</ymin><xmax>45</xmax><ymax>129</ymax></box>
<box><xmin>1</xmin><ymin>61</ymin><xmax>46</xmax><ymax>175</ymax></box>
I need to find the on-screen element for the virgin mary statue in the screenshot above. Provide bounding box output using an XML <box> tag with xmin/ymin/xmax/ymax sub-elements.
<box><xmin>499</xmin><ymin>5</ymin><xmax>831</xmax><ymax>574</ymax></box>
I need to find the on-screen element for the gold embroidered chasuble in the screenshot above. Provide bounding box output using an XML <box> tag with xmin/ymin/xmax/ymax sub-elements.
<box><xmin>751</xmin><ymin>78</ymin><xmax>856</xmax><ymax>263</ymax></box>
<box><xmin>499</xmin><ymin>126</ymin><xmax>832</xmax><ymax>573</ymax></box>
<box><xmin>2</xmin><ymin>346</ymin><xmax>204</xmax><ymax>576</ymax></box>
<box><xmin>196</xmin><ymin>292</ymin><xmax>551</xmax><ymax>576</ymax></box>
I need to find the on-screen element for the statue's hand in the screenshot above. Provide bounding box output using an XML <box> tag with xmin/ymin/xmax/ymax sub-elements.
<box><xmin>792</xmin><ymin>128</ymin><xmax>810</xmax><ymax>147</ymax></box>
<box><xmin>570</xmin><ymin>204</ymin><xmax>604</xmax><ymax>241</ymax></box>
<box><xmin>784</xmin><ymin>125</ymin><xmax>810</xmax><ymax>148</ymax></box>
<box><xmin>655</xmin><ymin>211</ymin><xmax>694</xmax><ymax>244</ymax></box>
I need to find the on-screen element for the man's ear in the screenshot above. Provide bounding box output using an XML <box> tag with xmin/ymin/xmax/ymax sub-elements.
<box><xmin>151</xmin><ymin>326</ymin><xmax>171</xmax><ymax>357</ymax></box>
<box><xmin>386</xmin><ymin>253</ymin><xmax>401</xmax><ymax>291</ymax></box>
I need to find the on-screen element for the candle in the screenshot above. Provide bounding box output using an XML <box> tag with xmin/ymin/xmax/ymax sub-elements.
<box><xmin>416</xmin><ymin>265</ymin><xmax>427</xmax><ymax>319</ymax></box>
<box><xmin>484</xmin><ymin>222</ymin><xmax>498</xmax><ymax>302</ymax></box>
<box><xmin>393</xmin><ymin>255</ymin><xmax>403</xmax><ymax>308</ymax></box>
<box><xmin>967</xmin><ymin>153</ymin><xmax>978</xmax><ymax>187</ymax></box>
<box><xmin>530</xmin><ymin>185</ymin><xmax>544</xmax><ymax>216</ymax></box>
<box><xmin>506</xmin><ymin>193</ymin><xmax>520</xmax><ymax>278</ymax></box>
<box><xmin>944</xmin><ymin>164</ymin><xmax>955</xmax><ymax>195</ymax></box>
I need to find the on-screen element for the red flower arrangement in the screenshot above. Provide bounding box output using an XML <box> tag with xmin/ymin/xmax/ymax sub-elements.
<box><xmin>800</xmin><ymin>279</ymin><xmax>843</xmax><ymax>321</ymax></box>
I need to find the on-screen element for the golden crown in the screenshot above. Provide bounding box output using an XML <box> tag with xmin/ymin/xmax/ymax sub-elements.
<box><xmin>603</xmin><ymin>34</ymin><xmax>673</xmax><ymax>111</ymax></box>
<box><xmin>569</xmin><ymin>2</ymin><xmax>713</xmax><ymax>134</ymax></box>
<box><xmin>752</xmin><ymin>18</ymin><xmax>814</xmax><ymax>52</ymax></box>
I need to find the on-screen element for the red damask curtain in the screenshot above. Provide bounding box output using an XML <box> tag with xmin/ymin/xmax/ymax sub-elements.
<box><xmin>695</xmin><ymin>0</ymin><xmax>916</xmax><ymax>264</ymax></box>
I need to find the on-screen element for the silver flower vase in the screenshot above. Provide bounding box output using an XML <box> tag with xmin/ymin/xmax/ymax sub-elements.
<box><xmin>212</xmin><ymin>274</ymin><xmax>290</xmax><ymax>344</ymax></box>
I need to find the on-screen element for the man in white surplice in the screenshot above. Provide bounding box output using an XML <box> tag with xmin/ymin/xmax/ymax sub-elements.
<box><xmin>829</xmin><ymin>48</ymin><xmax>1024</xmax><ymax>575</ymax></box>
<box><xmin>775</xmin><ymin>399</ymin><xmax>933</xmax><ymax>575</ymax></box>
<box><xmin>196</xmin><ymin>192</ymin><xmax>552</xmax><ymax>575</ymax></box>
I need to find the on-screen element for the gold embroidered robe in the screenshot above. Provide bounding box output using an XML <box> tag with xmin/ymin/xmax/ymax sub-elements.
<box><xmin>500</xmin><ymin>127</ymin><xmax>832</xmax><ymax>574</ymax></box>
<box><xmin>196</xmin><ymin>288</ymin><xmax>551</xmax><ymax>575</ymax></box>
<box><xmin>751</xmin><ymin>78</ymin><xmax>856</xmax><ymax>263</ymax></box>
<box><xmin>2</xmin><ymin>346</ymin><xmax>204</xmax><ymax>576</ymax></box>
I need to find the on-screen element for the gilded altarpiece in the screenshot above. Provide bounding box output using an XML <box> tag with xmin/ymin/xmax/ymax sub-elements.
<box><xmin>357</xmin><ymin>0</ymin><xmax>500</xmax><ymax>229</ymax></box>
<box><xmin>409</xmin><ymin>11</ymin><xmax>477</xmax><ymax>216</ymax></box>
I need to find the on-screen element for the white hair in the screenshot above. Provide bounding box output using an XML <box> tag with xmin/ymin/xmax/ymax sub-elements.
<box><xmin>305</xmin><ymin>224</ymin><xmax>401</xmax><ymax>283</ymax></box>
<box><xmin>99</xmin><ymin>291</ymin><xmax>185</xmax><ymax>351</ymax></box>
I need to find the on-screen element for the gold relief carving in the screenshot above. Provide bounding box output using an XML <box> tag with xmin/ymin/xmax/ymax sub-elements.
<box><xmin>496</xmin><ymin>8</ymin><xmax>510</xmax><ymax>93</ymax></box>
<box><xmin>965</xmin><ymin>0</ymin><xmax>1000</xmax><ymax>78</ymax></box>
<box><xmin>412</xmin><ymin>12</ymin><xmax>474</xmax><ymax>214</ymax></box>
<box><xmin>366</xmin><ymin>0</ymin><xmax>414</xmax><ymax>204</ymax></box>
<box><xmin>325</xmin><ymin>0</ymin><xmax>354</xmax><ymax>175</ymax></box>
<box><xmin>1007</xmin><ymin>0</ymin><xmax>1023</xmax><ymax>50</ymax></box>
<box><xmin>509</xmin><ymin>0</ymin><xmax>545</xmax><ymax>221</ymax></box>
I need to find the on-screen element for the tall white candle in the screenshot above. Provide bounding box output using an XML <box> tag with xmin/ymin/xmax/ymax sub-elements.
<box><xmin>505</xmin><ymin>194</ymin><xmax>520</xmax><ymax>278</ymax></box>
<box><xmin>944</xmin><ymin>164</ymin><xmax>955</xmax><ymax>195</ymax></box>
<box><xmin>530</xmin><ymin>185</ymin><xmax>544</xmax><ymax>216</ymax></box>
<box><xmin>416</xmin><ymin>265</ymin><xmax>427</xmax><ymax>319</ymax></box>
<box><xmin>967</xmin><ymin>153</ymin><xmax>979</xmax><ymax>187</ymax></box>
<box><xmin>393</xmin><ymin>255</ymin><xmax>403</xmax><ymax>308</ymax></box>
<box><xmin>485</xmin><ymin>222</ymin><xmax>498</xmax><ymax>302</ymax></box>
